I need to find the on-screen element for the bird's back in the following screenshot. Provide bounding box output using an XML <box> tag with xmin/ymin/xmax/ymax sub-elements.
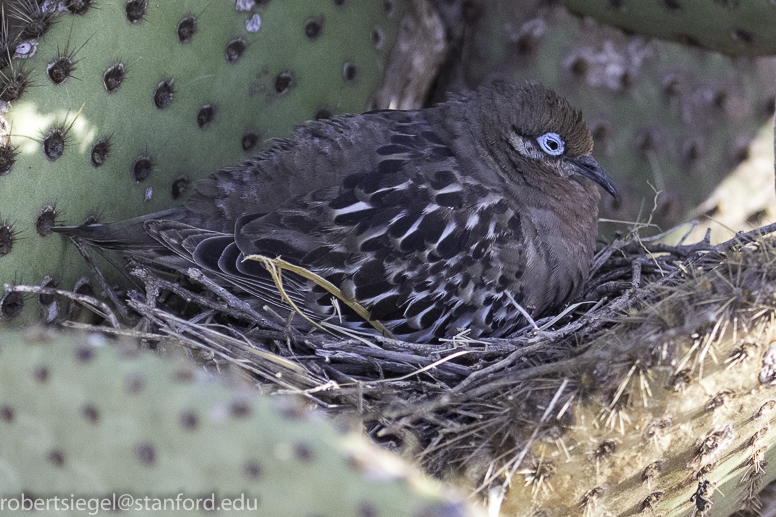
<box><xmin>183</xmin><ymin>107</ymin><xmax>451</xmax><ymax>233</ymax></box>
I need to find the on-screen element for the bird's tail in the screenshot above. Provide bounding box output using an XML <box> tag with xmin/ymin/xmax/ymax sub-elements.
<box><xmin>52</xmin><ymin>208</ymin><xmax>187</xmax><ymax>252</ymax></box>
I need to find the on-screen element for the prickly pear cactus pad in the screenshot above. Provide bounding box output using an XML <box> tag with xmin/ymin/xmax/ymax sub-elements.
<box><xmin>478</xmin><ymin>231</ymin><xmax>776</xmax><ymax>516</ymax></box>
<box><xmin>0</xmin><ymin>0</ymin><xmax>423</xmax><ymax>324</ymax></box>
<box><xmin>431</xmin><ymin>1</ymin><xmax>776</xmax><ymax>235</ymax></box>
<box><xmin>686</xmin><ymin>123</ymin><xmax>776</xmax><ymax>244</ymax></box>
<box><xmin>561</xmin><ymin>0</ymin><xmax>776</xmax><ymax>57</ymax></box>
<box><xmin>0</xmin><ymin>328</ymin><xmax>479</xmax><ymax>517</ymax></box>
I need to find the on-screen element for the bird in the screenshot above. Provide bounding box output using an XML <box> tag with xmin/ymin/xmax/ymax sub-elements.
<box><xmin>57</xmin><ymin>82</ymin><xmax>617</xmax><ymax>343</ymax></box>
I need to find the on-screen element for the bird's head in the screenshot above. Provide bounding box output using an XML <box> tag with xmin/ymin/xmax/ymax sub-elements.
<box><xmin>474</xmin><ymin>82</ymin><xmax>618</xmax><ymax>199</ymax></box>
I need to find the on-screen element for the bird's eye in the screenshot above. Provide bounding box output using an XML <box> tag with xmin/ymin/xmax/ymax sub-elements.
<box><xmin>537</xmin><ymin>132</ymin><xmax>564</xmax><ymax>156</ymax></box>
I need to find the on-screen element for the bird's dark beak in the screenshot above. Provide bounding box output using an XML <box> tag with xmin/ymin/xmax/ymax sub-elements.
<box><xmin>573</xmin><ymin>156</ymin><xmax>618</xmax><ymax>199</ymax></box>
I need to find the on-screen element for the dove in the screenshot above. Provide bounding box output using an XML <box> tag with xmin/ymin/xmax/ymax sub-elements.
<box><xmin>57</xmin><ymin>82</ymin><xmax>617</xmax><ymax>343</ymax></box>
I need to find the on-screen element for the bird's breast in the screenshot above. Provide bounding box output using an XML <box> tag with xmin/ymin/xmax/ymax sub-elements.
<box><xmin>507</xmin><ymin>198</ymin><xmax>598</xmax><ymax>317</ymax></box>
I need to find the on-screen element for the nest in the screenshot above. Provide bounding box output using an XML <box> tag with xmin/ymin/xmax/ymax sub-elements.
<box><xmin>8</xmin><ymin>220</ymin><xmax>776</xmax><ymax>499</ymax></box>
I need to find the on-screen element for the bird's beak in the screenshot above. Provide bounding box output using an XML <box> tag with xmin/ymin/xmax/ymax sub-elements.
<box><xmin>572</xmin><ymin>156</ymin><xmax>618</xmax><ymax>199</ymax></box>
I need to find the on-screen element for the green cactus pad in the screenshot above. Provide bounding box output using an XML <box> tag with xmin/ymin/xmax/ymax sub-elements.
<box><xmin>561</xmin><ymin>0</ymin><xmax>776</xmax><ymax>57</ymax></box>
<box><xmin>0</xmin><ymin>0</ymin><xmax>413</xmax><ymax>324</ymax></box>
<box><xmin>0</xmin><ymin>328</ymin><xmax>477</xmax><ymax>516</ymax></box>
<box><xmin>438</xmin><ymin>1</ymin><xmax>776</xmax><ymax>235</ymax></box>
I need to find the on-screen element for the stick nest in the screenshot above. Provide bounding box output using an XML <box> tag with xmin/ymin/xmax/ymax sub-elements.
<box><xmin>8</xmin><ymin>221</ymin><xmax>776</xmax><ymax>498</ymax></box>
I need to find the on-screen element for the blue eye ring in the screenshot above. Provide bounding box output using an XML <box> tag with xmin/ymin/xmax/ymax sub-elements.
<box><xmin>537</xmin><ymin>132</ymin><xmax>564</xmax><ymax>156</ymax></box>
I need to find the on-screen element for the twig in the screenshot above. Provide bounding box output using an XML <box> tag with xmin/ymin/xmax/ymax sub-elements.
<box><xmin>67</xmin><ymin>237</ymin><xmax>131</xmax><ymax>322</ymax></box>
<box><xmin>3</xmin><ymin>284</ymin><xmax>120</xmax><ymax>329</ymax></box>
<box><xmin>449</xmin><ymin>342</ymin><xmax>548</xmax><ymax>395</ymax></box>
